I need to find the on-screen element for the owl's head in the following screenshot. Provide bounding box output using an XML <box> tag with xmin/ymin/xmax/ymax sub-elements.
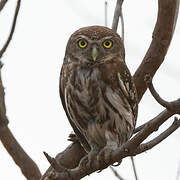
<box><xmin>65</xmin><ymin>26</ymin><xmax>125</xmax><ymax>64</ymax></box>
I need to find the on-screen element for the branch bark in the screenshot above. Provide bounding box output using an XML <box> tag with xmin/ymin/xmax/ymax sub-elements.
<box><xmin>133</xmin><ymin>117</ymin><xmax>180</xmax><ymax>154</ymax></box>
<box><xmin>112</xmin><ymin>0</ymin><xmax>124</xmax><ymax>33</ymax></box>
<box><xmin>0</xmin><ymin>65</ymin><xmax>41</xmax><ymax>180</ymax></box>
<box><xmin>134</xmin><ymin>0</ymin><xmax>180</xmax><ymax>102</ymax></box>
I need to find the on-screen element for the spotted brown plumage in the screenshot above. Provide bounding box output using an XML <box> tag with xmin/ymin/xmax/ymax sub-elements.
<box><xmin>59</xmin><ymin>26</ymin><xmax>138</xmax><ymax>163</ymax></box>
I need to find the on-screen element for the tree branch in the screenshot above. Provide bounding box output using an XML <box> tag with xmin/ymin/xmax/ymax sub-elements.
<box><xmin>0</xmin><ymin>66</ymin><xmax>41</xmax><ymax>179</ymax></box>
<box><xmin>0</xmin><ymin>0</ymin><xmax>21</xmax><ymax>59</ymax></box>
<box><xmin>133</xmin><ymin>0</ymin><xmax>179</xmax><ymax>102</ymax></box>
<box><xmin>0</xmin><ymin>1</ymin><xmax>42</xmax><ymax>179</ymax></box>
<box><xmin>130</xmin><ymin>157</ymin><xmax>138</xmax><ymax>180</ymax></box>
<box><xmin>145</xmin><ymin>74</ymin><xmax>180</xmax><ymax>114</ymax></box>
<box><xmin>133</xmin><ymin>117</ymin><xmax>180</xmax><ymax>154</ymax></box>
<box><xmin>112</xmin><ymin>0</ymin><xmax>124</xmax><ymax>33</ymax></box>
<box><xmin>0</xmin><ymin>0</ymin><xmax>8</xmax><ymax>12</ymax></box>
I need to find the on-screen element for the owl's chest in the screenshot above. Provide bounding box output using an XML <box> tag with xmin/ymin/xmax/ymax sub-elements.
<box><xmin>67</xmin><ymin>63</ymin><xmax>118</xmax><ymax>93</ymax></box>
<box><xmin>69</xmin><ymin>66</ymin><xmax>103</xmax><ymax>98</ymax></box>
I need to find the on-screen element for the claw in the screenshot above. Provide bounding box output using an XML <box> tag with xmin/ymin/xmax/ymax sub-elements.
<box><xmin>97</xmin><ymin>146</ymin><xmax>113</xmax><ymax>164</ymax></box>
<box><xmin>79</xmin><ymin>149</ymin><xmax>99</xmax><ymax>170</ymax></box>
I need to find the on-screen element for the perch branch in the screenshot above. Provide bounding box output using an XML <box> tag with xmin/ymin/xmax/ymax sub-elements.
<box><xmin>0</xmin><ymin>0</ymin><xmax>7</xmax><ymax>12</ymax></box>
<box><xmin>133</xmin><ymin>0</ymin><xmax>180</xmax><ymax>102</ymax></box>
<box><xmin>41</xmin><ymin>101</ymin><xmax>180</xmax><ymax>180</ymax></box>
<box><xmin>0</xmin><ymin>0</ymin><xmax>21</xmax><ymax>59</ymax></box>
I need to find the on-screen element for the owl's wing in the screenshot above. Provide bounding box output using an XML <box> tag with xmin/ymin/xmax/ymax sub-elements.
<box><xmin>115</xmin><ymin>59</ymin><xmax>138</xmax><ymax>127</ymax></box>
<box><xmin>59</xmin><ymin>64</ymin><xmax>91</xmax><ymax>152</ymax></box>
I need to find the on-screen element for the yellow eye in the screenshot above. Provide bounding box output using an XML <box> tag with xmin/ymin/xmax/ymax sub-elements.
<box><xmin>78</xmin><ymin>39</ymin><xmax>88</xmax><ymax>48</ymax></box>
<box><xmin>103</xmin><ymin>40</ymin><xmax>113</xmax><ymax>48</ymax></box>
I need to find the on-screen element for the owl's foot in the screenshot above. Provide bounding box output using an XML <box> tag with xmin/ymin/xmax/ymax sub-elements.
<box><xmin>97</xmin><ymin>140</ymin><xmax>120</xmax><ymax>165</ymax></box>
<box><xmin>79</xmin><ymin>143</ymin><xmax>100</xmax><ymax>170</ymax></box>
<box><xmin>97</xmin><ymin>146</ymin><xmax>113</xmax><ymax>165</ymax></box>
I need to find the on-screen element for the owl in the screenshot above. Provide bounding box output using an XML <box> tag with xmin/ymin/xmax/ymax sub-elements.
<box><xmin>60</xmin><ymin>26</ymin><xmax>138</xmax><ymax>165</ymax></box>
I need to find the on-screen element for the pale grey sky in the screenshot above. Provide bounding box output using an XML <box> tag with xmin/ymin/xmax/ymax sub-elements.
<box><xmin>0</xmin><ymin>0</ymin><xmax>180</xmax><ymax>179</ymax></box>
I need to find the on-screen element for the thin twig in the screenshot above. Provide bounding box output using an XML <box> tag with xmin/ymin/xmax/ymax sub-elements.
<box><xmin>120</xmin><ymin>8</ymin><xmax>124</xmax><ymax>41</ymax></box>
<box><xmin>0</xmin><ymin>0</ymin><xmax>8</xmax><ymax>12</ymax></box>
<box><xmin>130</xmin><ymin>157</ymin><xmax>138</xmax><ymax>180</ymax></box>
<box><xmin>145</xmin><ymin>74</ymin><xmax>180</xmax><ymax>114</ymax></box>
<box><xmin>0</xmin><ymin>0</ymin><xmax>21</xmax><ymax>59</ymax></box>
<box><xmin>105</xmin><ymin>1</ymin><xmax>108</xmax><ymax>27</ymax></box>
<box><xmin>110</xmin><ymin>166</ymin><xmax>125</xmax><ymax>180</ymax></box>
<box><xmin>133</xmin><ymin>117</ymin><xmax>180</xmax><ymax>155</ymax></box>
<box><xmin>144</xmin><ymin>74</ymin><xmax>172</xmax><ymax>109</ymax></box>
<box><xmin>112</xmin><ymin>0</ymin><xmax>123</xmax><ymax>32</ymax></box>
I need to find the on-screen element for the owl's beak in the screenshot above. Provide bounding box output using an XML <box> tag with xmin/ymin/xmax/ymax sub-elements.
<box><xmin>91</xmin><ymin>45</ymin><xmax>98</xmax><ymax>61</ymax></box>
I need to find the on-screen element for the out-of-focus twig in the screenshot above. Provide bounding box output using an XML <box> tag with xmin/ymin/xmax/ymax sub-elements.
<box><xmin>0</xmin><ymin>0</ymin><xmax>21</xmax><ymax>59</ymax></box>
<box><xmin>105</xmin><ymin>1</ymin><xmax>108</xmax><ymax>27</ymax></box>
<box><xmin>130</xmin><ymin>157</ymin><xmax>138</xmax><ymax>180</ymax></box>
<box><xmin>110</xmin><ymin>166</ymin><xmax>125</xmax><ymax>180</ymax></box>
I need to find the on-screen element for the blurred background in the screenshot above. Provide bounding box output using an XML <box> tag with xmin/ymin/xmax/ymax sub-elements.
<box><xmin>0</xmin><ymin>0</ymin><xmax>180</xmax><ymax>179</ymax></box>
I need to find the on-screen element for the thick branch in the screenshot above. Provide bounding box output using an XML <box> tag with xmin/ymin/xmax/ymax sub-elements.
<box><xmin>0</xmin><ymin>126</ymin><xmax>42</xmax><ymax>180</ymax></box>
<box><xmin>133</xmin><ymin>0</ymin><xmax>179</xmax><ymax>102</ymax></box>
<box><xmin>0</xmin><ymin>0</ymin><xmax>8</xmax><ymax>12</ymax></box>
<box><xmin>0</xmin><ymin>66</ymin><xmax>41</xmax><ymax>179</ymax></box>
<box><xmin>0</xmin><ymin>0</ymin><xmax>21</xmax><ymax>59</ymax></box>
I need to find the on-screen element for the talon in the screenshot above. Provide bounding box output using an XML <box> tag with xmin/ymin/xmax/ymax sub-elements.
<box><xmin>79</xmin><ymin>149</ymin><xmax>99</xmax><ymax>170</ymax></box>
<box><xmin>97</xmin><ymin>147</ymin><xmax>113</xmax><ymax>165</ymax></box>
